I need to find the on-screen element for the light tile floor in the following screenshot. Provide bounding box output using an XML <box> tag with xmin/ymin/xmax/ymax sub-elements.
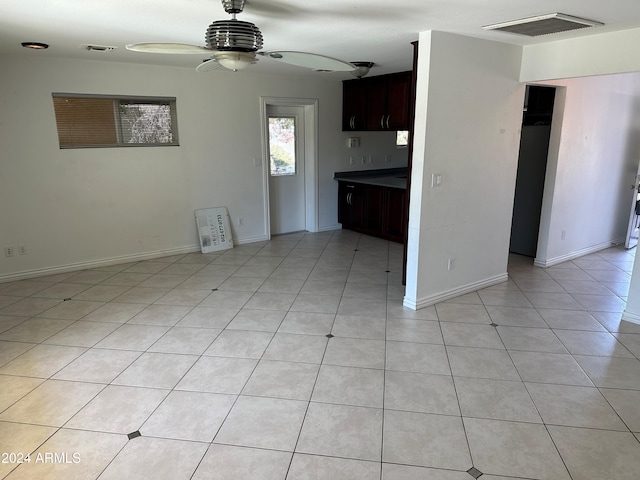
<box><xmin>1</xmin><ymin>230</ymin><xmax>640</xmax><ymax>479</ymax></box>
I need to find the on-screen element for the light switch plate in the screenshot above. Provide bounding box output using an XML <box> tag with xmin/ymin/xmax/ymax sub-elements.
<box><xmin>431</xmin><ymin>173</ymin><xmax>443</xmax><ymax>187</ymax></box>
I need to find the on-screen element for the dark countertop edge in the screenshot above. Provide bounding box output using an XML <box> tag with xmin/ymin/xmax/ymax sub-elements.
<box><xmin>334</xmin><ymin>167</ymin><xmax>407</xmax><ymax>180</ymax></box>
<box><xmin>334</xmin><ymin>167</ymin><xmax>407</xmax><ymax>190</ymax></box>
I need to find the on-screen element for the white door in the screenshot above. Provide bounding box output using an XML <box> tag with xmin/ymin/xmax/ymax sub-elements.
<box><xmin>267</xmin><ymin>105</ymin><xmax>306</xmax><ymax>235</ymax></box>
<box><xmin>624</xmin><ymin>165</ymin><xmax>640</xmax><ymax>249</ymax></box>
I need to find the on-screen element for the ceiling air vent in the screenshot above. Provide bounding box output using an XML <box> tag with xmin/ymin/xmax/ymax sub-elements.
<box><xmin>482</xmin><ymin>13</ymin><xmax>603</xmax><ymax>37</ymax></box>
<box><xmin>83</xmin><ymin>45</ymin><xmax>117</xmax><ymax>53</ymax></box>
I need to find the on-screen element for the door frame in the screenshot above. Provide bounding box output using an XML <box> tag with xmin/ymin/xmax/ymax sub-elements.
<box><xmin>624</xmin><ymin>166</ymin><xmax>640</xmax><ymax>249</ymax></box>
<box><xmin>531</xmin><ymin>85</ymin><xmax>565</xmax><ymax>267</ymax></box>
<box><xmin>260</xmin><ymin>97</ymin><xmax>319</xmax><ymax>238</ymax></box>
<box><xmin>266</xmin><ymin>105</ymin><xmax>306</xmax><ymax>235</ymax></box>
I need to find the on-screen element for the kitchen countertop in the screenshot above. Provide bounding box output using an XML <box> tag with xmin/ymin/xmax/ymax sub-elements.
<box><xmin>334</xmin><ymin>167</ymin><xmax>407</xmax><ymax>189</ymax></box>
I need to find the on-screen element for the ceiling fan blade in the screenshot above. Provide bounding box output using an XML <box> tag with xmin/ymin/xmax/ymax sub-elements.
<box><xmin>195</xmin><ymin>59</ymin><xmax>223</xmax><ymax>72</ymax></box>
<box><xmin>126</xmin><ymin>43</ymin><xmax>211</xmax><ymax>54</ymax></box>
<box><xmin>261</xmin><ymin>51</ymin><xmax>355</xmax><ymax>72</ymax></box>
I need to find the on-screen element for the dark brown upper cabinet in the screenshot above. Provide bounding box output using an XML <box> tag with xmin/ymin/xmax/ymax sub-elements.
<box><xmin>342</xmin><ymin>71</ymin><xmax>412</xmax><ymax>131</ymax></box>
<box><xmin>342</xmin><ymin>79</ymin><xmax>368</xmax><ymax>131</ymax></box>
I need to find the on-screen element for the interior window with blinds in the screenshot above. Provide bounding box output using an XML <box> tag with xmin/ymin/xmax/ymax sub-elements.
<box><xmin>52</xmin><ymin>94</ymin><xmax>179</xmax><ymax>148</ymax></box>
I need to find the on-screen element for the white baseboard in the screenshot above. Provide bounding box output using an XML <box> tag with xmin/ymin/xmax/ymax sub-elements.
<box><xmin>0</xmin><ymin>244</ymin><xmax>201</xmax><ymax>283</ymax></box>
<box><xmin>235</xmin><ymin>234</ymin><xmax>269</xmax><ymax>245</ymax></box>
<box><xmin>403</xmin><ymin>273</ymin><xmax>509</xmax><ymax>310</ymax></box>
<box><xmin>0</xmin><ymin>234</ymin><xmax>275</xmax><ymax>284</ymax></box>
<box><xmin>621</xmin><ymin>309</ymin><xmax>640</xmax><ymax>325</ymax></box>
<box><xmin>318</xmin><ymin>224</ymin><xmax>342</xmax><ymax>232</ymax></box>
<box><xmin>534</xmin><ymin>237</ymin><xmax>625</xmax><ymax>268</ymax></box>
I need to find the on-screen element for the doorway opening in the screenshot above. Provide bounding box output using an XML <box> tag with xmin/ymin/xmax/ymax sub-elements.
<box><xmin>509</xmin><ymin>85</ymin><xmax>557</xmax><ymax>257</ymax></box>
<box><xmin>624</xmin><ymin>168</ymin><xmax>640</xmax><ymax>249</ymax></box>
<box><xmin>267</xmin><ymin>105</ymin><xmax>305</xmax><ymax>235</ymax></box>
<box><xmin>260</xmin><ymin>97</ymin><xmax>319</xmax><ymax>238</ymax></box>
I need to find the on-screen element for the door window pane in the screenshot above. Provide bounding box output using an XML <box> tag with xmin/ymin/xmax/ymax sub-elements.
<box><xmin>269</xmin><ymin>116</ymin><xmax>296</xmax><ymax>176</ymax></box>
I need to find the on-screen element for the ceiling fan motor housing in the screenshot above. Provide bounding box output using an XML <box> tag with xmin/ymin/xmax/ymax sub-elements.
<box><xmin>205</xmin><ymin>20</ymin><xmax>263</xmax><ymax>51</ymax></box>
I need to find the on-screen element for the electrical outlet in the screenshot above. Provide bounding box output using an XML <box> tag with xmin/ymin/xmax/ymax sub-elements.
<box><xmin>447</xmin><ymin>257</ymin><xmax>453</xmax><ymax>270</ymax></box>
<box><xmin>361</xmin><ymin>155</ymin><xmax>367</xmax><ymax>164</ymax></box>
<box><xmin>385</xmin><ymin>154</ymin><xmax>392</xmax><ymax>162</ymax></box>
<box><xmin>18</xmin><ymin>244</ymin><xmax>27</xmax><ymax>255</ymax></box>
<box><xmin>4</xmin><ymin>246</ymin><xmax>15</xmax><ymax>257</ymax></box>
<box><xmin>237</xmin><ymin>218</ymin><xmax>243</xmax><ymax>226</ymax></box>
<box><xmin>349</xmin><ymin>157</ymin><xmax>354</xmax><ymax>165</ymax></box>
<box><xmin>561</xmin><ymin>230</ymin><xmax>566</xmax><ymax>240</ymax></box>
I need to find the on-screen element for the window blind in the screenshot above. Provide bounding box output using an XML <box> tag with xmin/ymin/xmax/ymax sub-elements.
<box><xmin>52</xmin><ymin>94</ymin><xmax>179</xmax><ymax>149</ymax></box>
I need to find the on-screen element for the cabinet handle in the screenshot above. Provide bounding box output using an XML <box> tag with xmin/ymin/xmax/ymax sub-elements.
<box><xmin>380</xmin><ymin>115</ymin><xmax>385</xmax><ymax>129</ymax></box>
<box><xmin>350</xmin><ymin>116</ymin><xmax>355</xmax><ymax>130</ymax></box>
<box><xmin>347</xmin><ymin>192</ymin><xmax>352</xmax><ymax>205</ymax></box>
<box><xmin>386</xmin><ymin>114</ymin><xmax>390</xmax><ymax>129</ymax></box>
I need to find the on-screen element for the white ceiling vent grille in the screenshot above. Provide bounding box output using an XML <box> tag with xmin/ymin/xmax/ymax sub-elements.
<box><xmin>482</xmin><ymin>13</ymin><xmax>603</xmax><ymax>37</ymax></box>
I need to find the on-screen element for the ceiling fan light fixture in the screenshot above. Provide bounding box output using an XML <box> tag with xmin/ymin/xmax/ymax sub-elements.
<box><xmin>350</xmin><ymin>62</ymin><xmax>374</xmax><ymax>79</ymax></box>
<box><xmin>213</xmin><ymin>51</ymin><xmax>255</xmax><ymax>71</ymax></box>
<box><xmin>21</xmin><ymin>41</ymin><xmax>48</xmax><ymax>50</ymax></box>
<box><xmin>126</xmin><ymin>0</ymin><xmax>358</xmax><ymax>75</ymax></box>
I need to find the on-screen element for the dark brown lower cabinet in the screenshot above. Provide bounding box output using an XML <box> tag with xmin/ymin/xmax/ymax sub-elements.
<box><xmin>338</xmin><ymin>182</ymin><xmax>406</xmax><ymax>243</ymax></box>
<box><xmin>382</xmin><ymin>187</ymin><xmax>407</xmax><ymax>241</ymax></box>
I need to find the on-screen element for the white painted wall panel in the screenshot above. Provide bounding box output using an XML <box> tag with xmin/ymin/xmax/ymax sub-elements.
<box><xmin>521</xmin><ymin>27</ymin><xmax>640</xmax><ymax>82</ymax></box>
<box><xmin>405</xmin><ymin>31</ymin><xmax>524</xmax><ymax>308</ymax></box>
<box><xmin>0</xmin><ymin>56</ymin><xmax>406</xmax><ymax>279</ymax></box>
<box><xmin>535</xmin><ymin>73</ymin><xmax>640</xmax><ymax>266</ymax></box>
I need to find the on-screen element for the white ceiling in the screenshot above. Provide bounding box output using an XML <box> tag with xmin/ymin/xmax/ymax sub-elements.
<box><xmin>2</xmin><ymin>0</ymin><xmax>640</xmax><ymax>79</ymax></box>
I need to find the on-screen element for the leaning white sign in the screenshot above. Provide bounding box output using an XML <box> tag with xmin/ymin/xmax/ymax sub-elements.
<box><xmin>195</xmin><ymin>207</ymin><xmax>234</xmax><ymax>253</ymax></box>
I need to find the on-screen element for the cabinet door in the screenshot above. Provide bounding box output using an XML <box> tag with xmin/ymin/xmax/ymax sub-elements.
<box><xmin>338</xmin><ymin>182</ymin><xmax>352</xmax><ymax>226</ymax></box>
<box><xmin>386</xmin><ymin>72</ymin><xmax>411</xmax><ymax>130</ymax></box>
<box><xmin>343</xmin><ymin>71</ymin><xmax>412</xmax><ymax>132</ymax></box>
<box><xmin>366</xmin><ymin>76</ymin><xmax>388</xmax><ymax>131</ymax></box>
<box><xmin>364</xmin><ymin>185</ymin><xmax>384</xmax><ymax>232</ymax></box>
<box><xmin>383</xmin><ymin>187</ymin><xmax>407</xmax><ymax>241</ymax></box>
<box><xmin>350</xmin><ymin>186</ymin><xmax>366</xmax><ymax>228</ymax></box>
<box><xmin>338</xmin><ymin>182</ymin><xmax>365</xmax><ymax>229</ymax></box>
<box><xmin>342</xmin><ymin>80</ymin><xmax>368</xmax><ymax>131</ymax></box>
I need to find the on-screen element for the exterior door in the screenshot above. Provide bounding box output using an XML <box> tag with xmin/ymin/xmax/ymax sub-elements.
<box><xmin>267</xmin><ymin>105</ymin><xmax>306</xmax><ymax>234</ymax></box>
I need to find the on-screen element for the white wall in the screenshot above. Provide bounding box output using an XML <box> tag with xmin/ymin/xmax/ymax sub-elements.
<box><xmin>521</xmin><ymin>27</ymin><xmax>640</xmax><ymax>81</ymax></box>
<box><xmin>405</xmin><ymin>31</ymin><xmax>524</xmax><ymax>308</ymax></box>
<box><xmin>0</xmin><ymin>56</ymin><xmax>406</xmax><ymax>280</ymax></box>
<box><xmin>522</xmin><ymin>26</ymin><xmax>640</xmax><ymax>326</ymax></box>
<box><xmin>534</xmin><ymin>73</ymin><xmax>640</xmax><ymax>266</ymax></box>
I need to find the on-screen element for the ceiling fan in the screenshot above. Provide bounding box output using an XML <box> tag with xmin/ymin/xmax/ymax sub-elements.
<box><xmin>126</xmin><ymin>0</ymin><xmax>374</xmax><ymax>76</ymax></box>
